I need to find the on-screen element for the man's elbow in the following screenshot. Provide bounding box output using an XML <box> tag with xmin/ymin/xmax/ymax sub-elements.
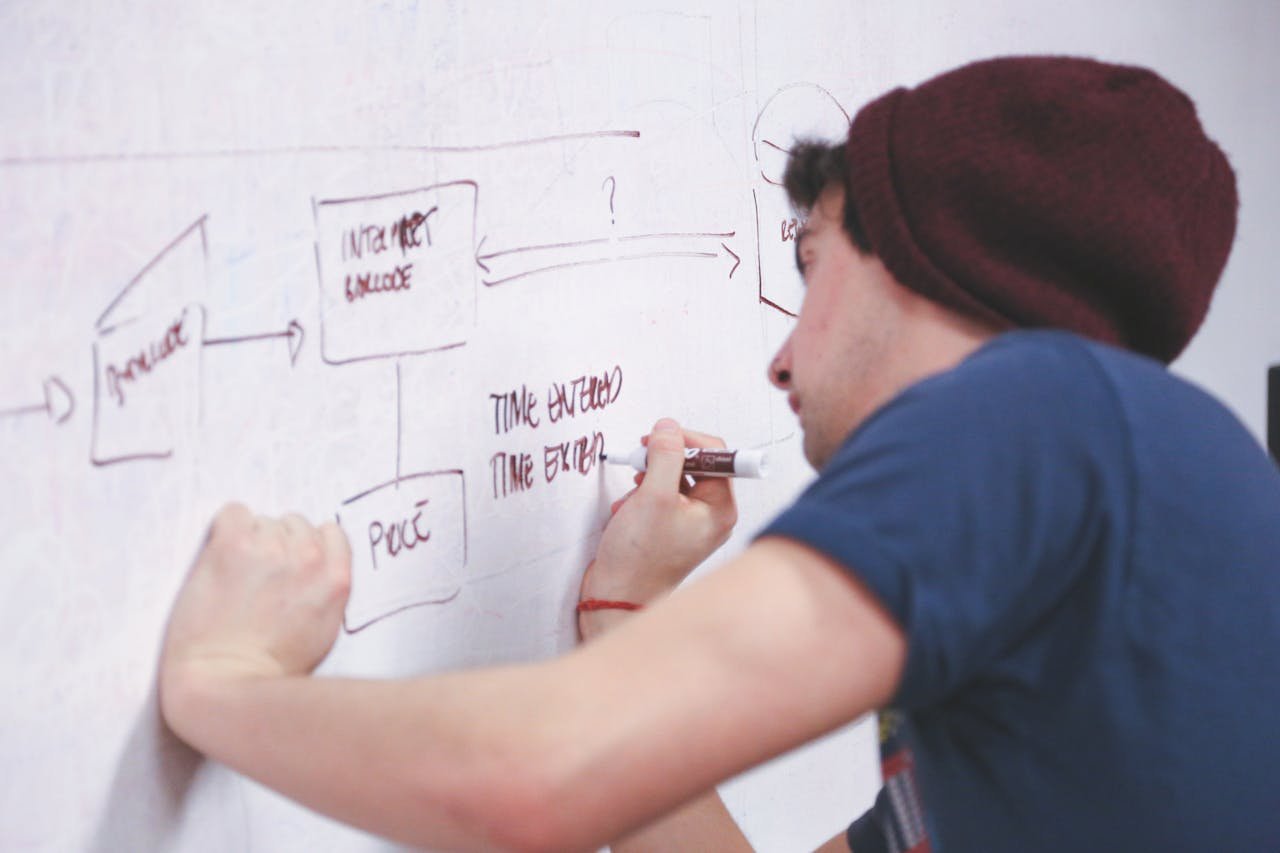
<box><xmin>411</xmin><ymin>748</ymin><xmax>597</xmax><ymax>853</ymax></box>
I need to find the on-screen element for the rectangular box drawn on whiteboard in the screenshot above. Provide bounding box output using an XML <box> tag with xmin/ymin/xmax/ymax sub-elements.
<box><xmin>92</xmin><ymin>306</ymin><xmax>206</xmax><ymax>465</ymax></box>
<box><xmin>91</xmin><ymin>218</ymin><xmax>210</xmax><ymax>466</ymax></box>
<box><xmin>314</xmin><ymin>181</ymin><xmax>479</xmax><ymax>365</ymax></box>
<box><xmin>337</xmin><ymin>470</ymin><xmax>468</xmax><ymax>633</ymax></box>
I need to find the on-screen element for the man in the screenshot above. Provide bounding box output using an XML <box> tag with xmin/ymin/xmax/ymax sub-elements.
<box><xmin>160</xmin><ymin>56</ymin><xmax>1280</xmax><ymax>852</ymax></box>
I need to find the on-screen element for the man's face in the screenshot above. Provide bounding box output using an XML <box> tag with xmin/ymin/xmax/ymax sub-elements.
<box><xmin>769</xmin><ymin>186</ymin><xmax>905</xmax><ymax>469</ymax></box>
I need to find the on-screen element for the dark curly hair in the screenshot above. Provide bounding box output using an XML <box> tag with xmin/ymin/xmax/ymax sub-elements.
<box><xmin>782</xmin><ymin>139</ymin><xmax>871</xmax><ymax>254</ymax></box>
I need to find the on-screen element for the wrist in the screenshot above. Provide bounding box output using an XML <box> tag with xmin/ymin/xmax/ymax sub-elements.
<box><xmin>575</xmin><ymin>598</ymin><xmax>649</xmax><ymax>642</ymax></box>
<box><xmin>159</xmin><ymin>649</ymin><xmax>282</xmax><ymax>739</ymax></box>
<box><xmin>577</xmin><ymin>606</ymin><xmax>638</xmax><ymax>642</ymax></box>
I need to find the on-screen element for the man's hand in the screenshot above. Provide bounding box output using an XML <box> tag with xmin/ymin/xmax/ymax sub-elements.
<box><xmin>160</xmin><ymin>503</ymin><xmax>352</xmax><ymax>722</ymax></box>
<box><xmin>580</xmin><ymin>418</ymin><xmax>738</xmax><ymax>639</ymax></box>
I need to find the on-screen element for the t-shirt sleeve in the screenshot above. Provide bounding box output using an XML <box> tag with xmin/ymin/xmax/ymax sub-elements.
<box><xmin>759</xmin><ymin>336</ymin><xmax>1131</xmax><ymax>708</ymax></box>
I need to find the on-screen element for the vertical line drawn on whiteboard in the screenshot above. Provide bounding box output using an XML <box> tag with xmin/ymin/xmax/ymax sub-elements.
<box><xmin>395</xmin><ymin>360</ymin><xmax>403</xmax><ymax>488</ymax></box>
<box><xmin>313</xmin><ymin>181</ymin><xmax>479</xmax><ymax>365</ymax></box>
<box><xmin>0</xmin><ymin>376</ymin><xmax>74</xmax><ymax>426</ymax></box>
<box><xmin>336</xmin><ymin>470</ymin><xmax>468</xmax><ymax>634</ymax></box>
<box><xmin>752</xmin><ymin>189</ymin><xmax>796</xmax><ymax>319</ymax></box>
<box><xmin>751</xmin><ymin>83</ymin><xmax>850</xmax><ymax>319</ymax></box>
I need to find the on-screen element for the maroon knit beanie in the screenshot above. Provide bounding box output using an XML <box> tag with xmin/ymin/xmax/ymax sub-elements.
<box><xmin>846</xmin><ymin>56</ymin><xmax>1237</xmax><ymax>363</ymax></box>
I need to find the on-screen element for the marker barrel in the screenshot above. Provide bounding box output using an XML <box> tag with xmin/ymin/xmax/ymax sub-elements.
<box><xmin>605</xmin><ymin>447</ymin><xmax>768</xmax><ymax>479</ymax></box>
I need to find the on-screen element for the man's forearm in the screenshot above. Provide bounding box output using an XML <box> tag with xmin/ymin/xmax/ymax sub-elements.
<box><xmin>162</xmin><ymin>660</ymin><xmax>569</xmax><ymax>852</ymax></box>
<box><xmin>612</xmin><ymin>790</ymin><xmax>754</xmax><ymax>853</ymax></box>
<box><xmin>161</xmin><ymin>535</ymin><xmax>902</xmax><ymax>852</ymax></box>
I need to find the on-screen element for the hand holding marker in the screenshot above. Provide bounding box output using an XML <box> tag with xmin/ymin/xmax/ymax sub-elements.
<box><xmin>603</xmin><ymin>446</ymin><xmax>769</xmax><ymax>478</ymax></box>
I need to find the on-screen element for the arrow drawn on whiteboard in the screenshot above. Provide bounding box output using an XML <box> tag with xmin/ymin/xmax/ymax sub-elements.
<box><xmin>475</xmin><ymin>230</ymin><xmax>739</xmax><ymax>287</ymax></box>
<box><xmin>0</xmin><ymin>375</ymin><xmax>75</xmax><ymax>425</ymax></box>
<box><xmin>721</xmin><ymin>242</ymin><xmax>740</xmax><ymax>278</ymax></box>
<box><xmin>204</xmin><ymin>319</ymin><xmax>305</xmax><ymax>366</ymax></box>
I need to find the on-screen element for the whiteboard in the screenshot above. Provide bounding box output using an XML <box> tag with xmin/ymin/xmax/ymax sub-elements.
<box><xmin>2</xmin><ymin>2</ymin><xmax>1277</xmax><ymax>851</ymax></box>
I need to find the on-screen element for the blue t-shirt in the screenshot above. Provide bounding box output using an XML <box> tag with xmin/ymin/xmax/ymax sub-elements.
<box><xmin>761</xmin><ymin>330</ymin><xmax>1280</xmax><ymax>852</ymax></box>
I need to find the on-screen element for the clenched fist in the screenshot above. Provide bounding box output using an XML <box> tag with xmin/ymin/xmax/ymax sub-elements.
<box><xmin>160</xmin><ymin>503</ymin><xmax>352</xmax><ymax>720</ymax></box>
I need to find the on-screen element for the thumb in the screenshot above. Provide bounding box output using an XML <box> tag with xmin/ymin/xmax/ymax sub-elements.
<box><xmin>638</xmin><ymin>418</ymin><xmax>687</xmax><ymax>495</ymax></box>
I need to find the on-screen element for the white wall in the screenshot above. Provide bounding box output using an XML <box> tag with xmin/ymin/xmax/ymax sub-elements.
<box><xmin>1</xmin><ymin>2</ymin><xmax>1275</xmax><ymax>851</ymax></box>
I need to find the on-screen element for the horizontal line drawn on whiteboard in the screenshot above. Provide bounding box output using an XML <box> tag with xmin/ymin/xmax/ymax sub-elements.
<box><xmin>342</xmin><ymin>592</ymin><xmax>464</xmax><ymax>634</ymax></box>
<box><xmin>478</xmin><ymin>230</ymin><xmax>741</xmax><ymax>286</ymax></box>
<box><xmin>482</xmin><ymin>251</ymin><xmax>719</xmax><ymax>287</ymax></box>
<box><xmin>621</xmin><ymin>231</ymin><xmax>736</xmax><ymax>241</ymax></box>
<box><xmin>318</xmin><ymin>340</ymin><xmax>469</xmax><ymax>367</ymax></box>
<box><xmin>342</xmin><ymin>469</ymin><xmax>467</xmax><ymax>507</ymax></box>
<box><xmin>0</xmin><ymin>130</ymin><xmax>642</xmax><ymax>168</ymax></box>
<box><xmin>475</xmin><ymin>230</ymin><xmax>737</xmax><ymax>265</ymax></box>
<box><xmin>314</xmin><ymin>180</ymin><xmax>481</xmax><ymax>209</ymax></box>
<box><xmin>0</xmin><ymin>376</ymin><xmax>74</xmax><ymax>425</ymax></box>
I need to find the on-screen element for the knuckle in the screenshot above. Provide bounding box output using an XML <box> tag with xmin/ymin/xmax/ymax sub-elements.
<box><xmin>295</xmin><ymin>537</ymin><xmax>324</xmax><ymax>573</ymax></box>
<box><xmin>648</xmin><ymin>491</ymin><xmax>679</xmax><ymax>513</ymax></box>
<box><xmin>330</xmin><ymin>571</ymin><xmax>352</xmax><ymax>602</ymax></box>
<box><xmin>647</xmin><ymin>430</ymin><xmax>683</xmax><ymax>453</ymax></box>
<box><xmin>252</xmin><ymin>531</ymin><xmax>286</xmax><ymax>563</ymax></box>
<box><xmin>283</xmin><ymin>511</ymin><xmax>309</xmax><ymax>529</ymax></box>
<box><xmin>211</xmin><ymin>502</ymin><xmax>248</xmax><ymax>539</ymax></box>
<box><xmin>719</xmin><ymin>506</ymin><xmax>738</xmax><ymax>531</ymax></box>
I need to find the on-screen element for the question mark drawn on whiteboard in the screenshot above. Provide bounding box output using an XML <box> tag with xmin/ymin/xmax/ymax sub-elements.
<box><xmin>601</xmin><ymin>175</ymin><xmax>616</xmax><ymax>226</ymax></box>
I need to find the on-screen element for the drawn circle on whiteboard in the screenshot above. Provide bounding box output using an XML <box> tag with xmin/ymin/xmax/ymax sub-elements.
<box><xmin>752</xmin><ymin>83</ymin><xmax>852</xmax><ymax>186</ymax></box>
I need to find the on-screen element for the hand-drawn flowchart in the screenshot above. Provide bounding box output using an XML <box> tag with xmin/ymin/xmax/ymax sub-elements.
<box><xmin>312</xmin><ymin>165</ymin><xmax>745</xmax><ymax>631</ymax></box>
<box><xmin>5</xmin><ymin>86</ymin><xmax>830</xmax><ymax>634</ymax></box>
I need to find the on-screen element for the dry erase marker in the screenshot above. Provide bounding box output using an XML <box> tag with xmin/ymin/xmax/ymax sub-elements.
<box><xmin>603</xmin><ymin>447</ymin><xmax>769</xmax><ymax>479</ymax></box>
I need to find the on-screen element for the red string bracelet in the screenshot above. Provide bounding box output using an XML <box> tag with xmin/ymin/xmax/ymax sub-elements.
<box><xmin>576</xmin><ymin>598</ymin><xmax>643</xmax><ymax>613</ymax></box>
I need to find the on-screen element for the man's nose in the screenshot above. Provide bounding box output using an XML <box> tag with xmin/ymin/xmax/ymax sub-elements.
<box><xmin>769</xmin><ymin>340</ymin><xmax>792</xmax><ymax>389</ymax></box>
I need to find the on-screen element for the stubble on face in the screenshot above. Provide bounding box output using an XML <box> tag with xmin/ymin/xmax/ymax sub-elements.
<box><xmin>788</xmin><ymin>191</ymin><xmax>902</xmax><ymax>471</ymax></box>
<box><xmin>799</xmin><ymin>317</ymin><xmax>896</xmax><ymax>470</ymax></box>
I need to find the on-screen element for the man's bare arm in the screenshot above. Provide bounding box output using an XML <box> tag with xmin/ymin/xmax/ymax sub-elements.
<box><xmin>611</xmin><ymin>791</ymin><xmax>754</xmax><ymax>853</ymax></box>
<box><xmin>815</xmin><ymin>831</ymin><xmax>853</xmax><ymax>852</ymax></box>
<box><xmin>162</xmin><ymin>532</ymin><xmax>904</xmax><ymax>853</ymax></box>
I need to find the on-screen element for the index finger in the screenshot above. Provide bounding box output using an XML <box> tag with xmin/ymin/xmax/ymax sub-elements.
<box><xmin>637</xmin><ymin>418</ymin><xmax>688</xmax><ymax>496</ymax></box>
<box><xmin>640</xmin><ymin>426</ymin><xmax>725</xmax><ymax>449</ymax></box>
<box><xmin>209</xmin><ymin>501</ymin><xmax>254</xmax><ymax>543</ymax></box>
<box><xmin>679</xmin><ymin>427</ymin><xmax>728</xmax><ymax>450</ymax></box>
